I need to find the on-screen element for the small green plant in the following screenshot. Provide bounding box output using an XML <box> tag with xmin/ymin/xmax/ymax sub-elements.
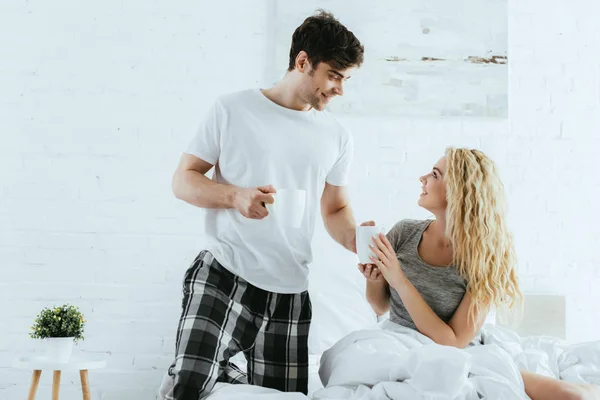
<box><xmin>29</xmin><ymin>304</ymin><xmax>86</xmax><ymax>342</ymax></box>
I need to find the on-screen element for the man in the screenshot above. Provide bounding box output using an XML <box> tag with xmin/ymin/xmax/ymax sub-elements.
<box><xmin>163</xmin><ymin>10</ymin><xmax>367</xmax><ymax>400</ymax></box>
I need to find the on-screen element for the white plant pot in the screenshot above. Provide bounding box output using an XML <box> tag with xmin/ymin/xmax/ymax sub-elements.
<box><xmin>44</xmin><ymin>337</ymin><xmax>74</xmax><ymax>362</ymax></box>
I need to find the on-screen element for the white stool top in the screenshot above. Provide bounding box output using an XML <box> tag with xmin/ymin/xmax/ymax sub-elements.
<box><xmin>15</xmin><ymin>354</ymin><xmax>107</xmax><ymax>371</ymax></box>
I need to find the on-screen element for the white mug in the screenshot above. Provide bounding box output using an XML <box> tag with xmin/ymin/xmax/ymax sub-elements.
<box><xmin>266</xmin><ymin>189</ymin><xmax>306</xmax><ymax>228</ymax></box>
<box><xmin>356</xmin><ymin>225</ymin><xmax>386</xmax><ymax>264</ymax></box>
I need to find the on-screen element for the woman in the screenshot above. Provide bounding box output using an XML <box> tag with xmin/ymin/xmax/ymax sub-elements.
<box><xmin>360</xmin><ymin>147</ymin><xmax>600</xmax><ymax>400</ymax></box>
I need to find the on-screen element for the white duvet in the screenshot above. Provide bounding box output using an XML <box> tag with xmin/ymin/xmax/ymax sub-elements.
<box><xmin>200</xmin><ymin>321</ymin><xmax>600</xmax><ymax>400</ymax></box>
<box><xmin>314</xmin><ymin>321</ymin><xmax>600</xmax><ymax>399</ymax></box>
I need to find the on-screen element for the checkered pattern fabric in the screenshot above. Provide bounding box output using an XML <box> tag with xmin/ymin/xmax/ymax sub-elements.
<box><xmin>163</xmin><ymin>250</ymin><xmax>311</xmax><ymax>400</ymax></box>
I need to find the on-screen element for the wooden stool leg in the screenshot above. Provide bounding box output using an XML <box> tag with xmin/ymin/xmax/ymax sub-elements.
<box><xmin>80</xmin><ymin>369</ymin><xmax>91</xmax><ymax>400</ymax></box>
<box><xmin>27</xmin><ymin>370</ymin><xmax>42</xmax><ymax>400</ymax></box>
<box><xmin>52</xmin><ymin>370</ymin><xmax>61</xmax><ymax>400</ymax></box>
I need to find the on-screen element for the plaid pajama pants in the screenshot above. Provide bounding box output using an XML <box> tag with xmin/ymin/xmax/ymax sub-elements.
<box><xmin>164</xmin><ymin>250</ymin><xmax>311</xmax><ymax>400</ymax></box>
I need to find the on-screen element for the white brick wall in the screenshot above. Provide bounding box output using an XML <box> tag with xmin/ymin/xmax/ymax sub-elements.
<box><xmin>1</xmin><ymin>1</ymin><xmax>598</xmax><ymax>399</ymax></box>
<box><xmin>508</xmin><ymin>0</ymin><xmax>600</xmax><ymax>343</ymax></box>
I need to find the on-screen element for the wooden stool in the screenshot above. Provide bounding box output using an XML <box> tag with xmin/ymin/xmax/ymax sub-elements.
<box><xmin>16</xmin><ymin>355</ymin><xmax>106</xmax><ymax>399</ymax></box>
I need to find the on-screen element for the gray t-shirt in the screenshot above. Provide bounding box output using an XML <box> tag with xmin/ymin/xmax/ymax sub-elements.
<box><xmin>386</xmin><ymin>219</ymin><xmax>467</xmax><ymax>331</ymax></box>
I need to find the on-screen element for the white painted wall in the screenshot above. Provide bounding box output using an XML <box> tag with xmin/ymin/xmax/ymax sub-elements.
<box><xmin>1</xmin><ymin>0</ymin><xmax>598</xmax><ymax>399</ymax></box>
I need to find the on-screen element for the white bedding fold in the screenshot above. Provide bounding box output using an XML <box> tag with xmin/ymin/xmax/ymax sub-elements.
<box><xmin>313</xmin><ymin>321</ymin><xmax>600</xmax><ymax>399</ymax></box>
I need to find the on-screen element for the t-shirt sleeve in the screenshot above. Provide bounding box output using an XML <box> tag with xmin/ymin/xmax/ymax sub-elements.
<box><xmin>325</xmin><ymin>132</ymin><xmax>354</xmax><ymax>186</ymax></box>
<box><xmin>386</xmin><ymin>220</ymin><xmax>405</xmax><ymax>253</ymax></box>
<box><xmin>185</xmin><ymin>100</ymin><xmax>225</xmax><ymax>165</ymax></box>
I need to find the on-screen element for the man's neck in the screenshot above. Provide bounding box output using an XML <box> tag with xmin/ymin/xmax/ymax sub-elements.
<box><xmin>262</xmin><ymin>76</ymin><xmax>312</xmax><ymax>111</ymax></box>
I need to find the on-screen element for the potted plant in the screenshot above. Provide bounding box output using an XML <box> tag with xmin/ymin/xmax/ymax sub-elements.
<box><xmin>30</xmin><ymin>304</ymin><xmax>86</xmax><ymax>362</ymax></box>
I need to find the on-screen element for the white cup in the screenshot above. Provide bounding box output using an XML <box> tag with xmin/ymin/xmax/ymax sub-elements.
<box><xmin>266</xmin><ymin>189</ymin><xmax>306</xmax><ymax>228</ymax></box>
<box><xmin>356</xmin><ymin>225</ymin><xmax>385</xmax><ymax>264</ymax></box>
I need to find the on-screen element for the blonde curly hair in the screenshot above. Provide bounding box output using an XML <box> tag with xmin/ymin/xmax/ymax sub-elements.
<box><xmin>445</xmin><ymin>147</ymin><xmax>523</xmax><ymax>326</ymax></box>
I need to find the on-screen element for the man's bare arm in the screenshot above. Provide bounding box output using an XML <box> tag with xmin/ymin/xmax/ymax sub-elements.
<box><xmin>172</xmin><ymin>153</ymin><xmax>275</xmax><ymax>219</ymax></box>
<box><xmin>321</xmin><ymin>183</ymin><xmax>357</xmax><ymax>252</ymax></box>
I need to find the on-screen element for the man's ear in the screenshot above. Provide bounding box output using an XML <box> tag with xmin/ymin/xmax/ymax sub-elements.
<box><xmin>296</xmin><ymin>51</ymin><xmax>310</xmax><ymax>73</ymax></box>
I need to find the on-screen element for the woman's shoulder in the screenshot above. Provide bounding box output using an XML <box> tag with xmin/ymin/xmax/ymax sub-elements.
<box><xmin>386</xmin><ymin>219</ymin><xmax>431</xmax><ymax>250</ymax></box>
<box><xmin>401</xmin><ymin>218</ymin><xmax>431</xmax><ymax>229</ymax></box>
<box><xmin>390</xmin><ymin>218</ymin><xmax>431</xmax><ymax>234</ymax></box>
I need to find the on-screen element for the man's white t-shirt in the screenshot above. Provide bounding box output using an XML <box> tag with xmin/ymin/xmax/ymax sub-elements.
<box><xmin>185</xmin><ymin>89</ymin><xmax>353</xmax><ymax>294</ymax></box>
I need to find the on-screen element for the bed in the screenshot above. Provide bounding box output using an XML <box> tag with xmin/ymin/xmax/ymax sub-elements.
<box><xmin>201</xmin><ymin>292</ymin><xmax>600</xmax><ymax>399</ymax></box>
<box><xmin>161</xmin><ymin>241</ymin><xmax>597</xmax><ymax>399</ymax></box>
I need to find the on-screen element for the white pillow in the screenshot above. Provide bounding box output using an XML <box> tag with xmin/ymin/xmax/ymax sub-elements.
<box><xmin>308</xmin><ymin>233</ymin><xmax>378</xmax><ymax>355</ymax></box>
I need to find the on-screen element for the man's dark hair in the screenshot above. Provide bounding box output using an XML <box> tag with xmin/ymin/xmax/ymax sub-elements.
<box><xmin>288</xmin><ymin>10</ymin><xmax>364</xmax><ymax>72</ymax></box>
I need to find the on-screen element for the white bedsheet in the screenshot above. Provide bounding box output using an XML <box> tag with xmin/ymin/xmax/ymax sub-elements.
<box><xmin>164</xmin><ymin>356</ymin><xmax>322</xmax><ymax>400</ymax></box>
<box><xmin>205</xmin><ymin>383</ymin><xmax>309</xmax><ymax>399</ymax></box>
<box><xmin>203</xmin><ymin>362</ymin><xmax>322</xmax><ymax>400</ymax></box>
